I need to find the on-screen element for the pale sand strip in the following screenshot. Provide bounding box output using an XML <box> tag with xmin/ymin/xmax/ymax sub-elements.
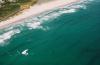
<box><xmin>0</xmin><ymin>0</ymin><xmax>80</xmax><ymax>29</ymax></box>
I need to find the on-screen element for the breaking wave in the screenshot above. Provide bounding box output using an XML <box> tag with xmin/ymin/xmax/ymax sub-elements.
<box><xmin>0</xmin><ymin>0</ymin><xmax>94</xmax><ymax>46</ymax></box>
<box><xmin>0</xmin><ymin>29</ymin><xmax>20</xmax><ymax>46</ymax></box>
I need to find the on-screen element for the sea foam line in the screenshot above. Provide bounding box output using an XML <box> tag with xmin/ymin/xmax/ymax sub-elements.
<box><xmin>0</xmin><ymin>0</ymin><xmax>93</xmax><ymax>46</ymax></box>
<box><xmin>0</xmin><ymin>29</ymin><xmax>20</xmax><ymax>46</ymax></box>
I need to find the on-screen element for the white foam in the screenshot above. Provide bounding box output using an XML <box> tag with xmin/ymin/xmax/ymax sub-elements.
<box><xmin>79</xmin><ymin>0</ymin><xmax>94</xmax><ymax>4</ymax></box>
<box><xmin>19</xmin><ymin>7</ymin><xmax>78</xmax><ymax>30</ymax></box>
<box><xmin>60</xmin><ymin>9</ymin><xmax>77</xmax><ymax>14</ymax></box>
<box><xmin>26</xmin><ymin>21</ymin><xmax>42</xmax><ymax>30</ymax></box>
<box><xmin>37</xmin><ymin>0</ymin><xmax>93</xmax><ymax>27</ymax></box>
<box><xmin>0</xmin><ymin>0</ymin><xmax>94</xmax><ymax>47</ymax></box>
<box><xmin>0</xmin><ymin>29</ymin><xmax>21</xmax><ymax>46</ymax></box>
<box><xmin>37</xmin><ymin>8</ymin><xmax>77</xmax><ymax>22</ymax></box>
<box><xmin>10</xmin><ymin>0</ymin><xmax>92</xmax><ymax>31</ymax></box>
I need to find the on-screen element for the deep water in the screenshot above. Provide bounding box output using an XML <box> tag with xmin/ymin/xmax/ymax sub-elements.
<box><xmin>0</xmin><ymin>0</ymin><xmax>100</xmax><ymax>65</ymax></box>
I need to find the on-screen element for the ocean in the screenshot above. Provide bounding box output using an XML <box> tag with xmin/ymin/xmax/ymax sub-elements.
<box><xmin>0</xmin><ymin>0</ymin><xmax>100</xmax><ymax>65</ymax></box>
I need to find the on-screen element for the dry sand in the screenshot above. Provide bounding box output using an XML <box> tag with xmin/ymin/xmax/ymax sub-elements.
<box><xmin>0</xmin><ymin>0</ymin><xmax>80</xmax><ymax>29</ymax></box>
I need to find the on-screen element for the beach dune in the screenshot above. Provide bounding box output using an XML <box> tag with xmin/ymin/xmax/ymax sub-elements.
<box><xmin>0</xmin><ymin>0</ymin><xmax>80</xmax><ymax>29</ymax></box>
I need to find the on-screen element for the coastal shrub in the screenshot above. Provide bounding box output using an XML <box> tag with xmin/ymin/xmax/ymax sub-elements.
<box><xmin>0</xmin><ymin>0</ymin><xmax>37</xmax><ymax>21</ymax></box>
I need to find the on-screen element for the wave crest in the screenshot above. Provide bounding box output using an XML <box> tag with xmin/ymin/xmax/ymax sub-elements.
<box><xmin>0</xmin><ymin>0</ymin><xmax>94</xmax><ymax>46</ymax></box>
<box><xmin>0</xmin><ymin>29</ymin><xmax>21</xmax><ymax>46</ymax></box>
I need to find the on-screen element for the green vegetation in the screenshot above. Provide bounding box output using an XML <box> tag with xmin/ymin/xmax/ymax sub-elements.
<box><xmin>0</xmin><ymin>0</ymin><xmax>37</xmax><ymax>21</ymax></box>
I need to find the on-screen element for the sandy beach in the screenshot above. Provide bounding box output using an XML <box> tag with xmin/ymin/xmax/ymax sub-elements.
<box><xmin>0</xmin><ymin>0</ymin><xmax>80</xmax><ymax>29</ymax></box>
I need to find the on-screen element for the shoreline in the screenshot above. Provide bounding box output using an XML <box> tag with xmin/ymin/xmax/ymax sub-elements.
<box><xmin>0</xmin><ymin>0</ymin><xmax>80</xmax><ymax>29</ymax></box>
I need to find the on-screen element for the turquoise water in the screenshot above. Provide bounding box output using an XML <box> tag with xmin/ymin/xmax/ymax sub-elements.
<box><xmin>0</xmin><ymin>0</ymin><xmax>100</xmax><ymax>65</ymax></box>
